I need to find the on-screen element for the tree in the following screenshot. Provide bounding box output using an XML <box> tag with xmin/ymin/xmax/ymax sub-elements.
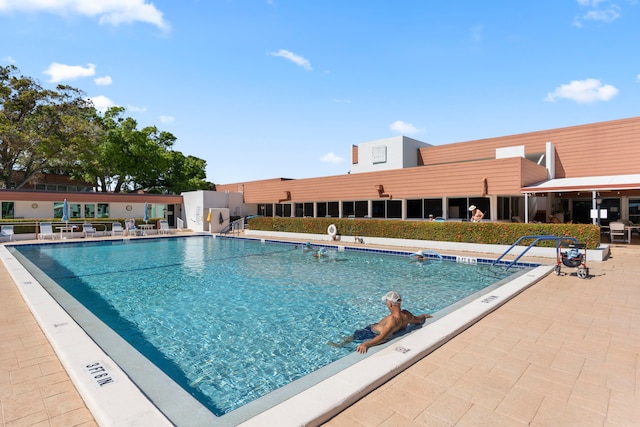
<box><xmin>83</xmin><ymin>107</ymin><xmax>210</xmax><ymax>193</ymax></box>
<box><xmin>159</xmin><ymin>151</ymin><xmax>211</xmax><ymax>194</ymax></box>
<box><xmin>0</xmin><ymin>65</ymin><xmax>96</xmax><ymax>189</ymax></box>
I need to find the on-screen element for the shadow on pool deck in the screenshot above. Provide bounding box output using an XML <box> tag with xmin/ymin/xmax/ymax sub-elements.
<box><xmin>1</xmin><ymin>237</ymin><xmax>639</xmax><ymax>426</ymax></box>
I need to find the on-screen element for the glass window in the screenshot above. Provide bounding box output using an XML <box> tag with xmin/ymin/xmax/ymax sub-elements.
<box><xmin>294</xmin><ymin>203</ymin><xmax>303</xmax><ymax>217</ymax></box>
<box><xmin>372</xmin><ymin>201</ymin><xmax>385</xmax><ymax>218</ymax></box>
<box><xmin>423</xmin><ymin>199</ymin><xmax>443</xmax><ymax>218</ymax></box>
<box><xmin>629</xmin><ymin>199</ymin><xmax>640</xmax><ymax>224</ymax></box>
<box><xmin>327</xmin><ymin>202</ymin><xmax>339</xmax><ymax>218</ymax></box>
<box><xmin>387</xmin><ymin>200</ymin><xmax>402</xmax><ymax>218</ymax></box>
<box><xmin>275</xmin><ymin>204</ymin><xmax>291</xmax><ymax>217</ymax></box>
<box><xmin>70</xmin><ymin>203</ymin><xmax>81</xmax><ymax>218</ymax></box>
<box><xmin>600</xmin><ymin>198</ymin><xmax>620</xmax><ymax>224</ymax></box>
<box><xmin>317</xmin><ymin>202</ymin><xmax>327</xmax><ymax>217</ymax></box>
<box><xmin>407</xmin><ymin>199</ymin><xmax>423</xmax><ymax>219</ymax></box>
<box><xmin>355</xmin><ymin>201</ymin><xmax>368</xmax><ymax>217</ymax></box>
<box><xmin>54</xmin><ymin>202</ymin><xmax>64</xmax><ymax>218</ymax></box>
<box><xmin>342</xmin><ymin>201</ymin><xmax>355</xmax><ymax>217</ymax></box>
<box><xmin>1</xmin><ymin>202</ymin><xmax>15</xmax><ymax>219</ymax></box>
<box><xmin>303</xmin><ymin>203</ymin><xmax>313</xmax><ymax>217</ymax></box>
<box><xmin>97</xmin><ymin>203</ymin><xmax>109</xmax><ymax>218</ymax></box>
<box><xmin>85</xmin><ymin>204</ymin><xmax>95</xmax><ymax>218</ymax></box>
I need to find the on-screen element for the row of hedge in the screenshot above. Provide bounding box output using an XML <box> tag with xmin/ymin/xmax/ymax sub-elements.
<box><xmin>247</xmin><ymin>217</ymin><xmax>601</xmax><ymax>249</ymax></box>
<box><xmin>0</xmin><ymin>218</ymin><xmax>163</xmax><ymax>234</ymax></box>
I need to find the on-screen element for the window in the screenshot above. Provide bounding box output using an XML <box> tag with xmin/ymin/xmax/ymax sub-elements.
<box><xmin>342</xmin><ymin>201</ymin><xmax>355</xmax><ymax>218</ymax></box>
<box><xmin>275</xmin><ymin>204</ymin><xmax>291</xmax><ymax>217</ymax></box>
<box><xmin>317</xmin><ymin>203</ymin><xmax>327</xmax><ymax>218</ymax></box>
<box><xmin>629</xmin><ymin>199</ymin><xmax>640</xmax><ymax>224</ymax></box>
<box><xmin>97</xmin><ymin>203</ymin><xmax>109</xmax><ymax>218</ymax></box>
<box><xmin>423</xmin><ymin>199</ymin><xmax>443</xmax><ymax>218</ymax></box>
<box><xmin>85</xmin><ymin>204</ymin><xmax>95</xmax><ymax>218</ymax></box>
<box><xmin>406</xmin><ymin>199</ymin><xmax>423</xmax><ymax>219</ymax></box>
<box><xmin>294</xmin><ymin>203</ymin><xmax>303</xmax><ymax>217</ymax></box>
<box><xmin>70</xmin><ymin>203</ymin><xmax>81</xmax><ymax>218</ymax></box>
<box><xmin>387</xmin><ymin>200</ymin><xmax>402</xmax><ymax>218</ymax></box>
<box><xmin>372</xmin><ymin>201</ymin><xmax>385</xmax><ymax>218</ymax></box>
<box><xmin>1</xmin><ymin>202</ymin><xmax>14</xmax><ymax>219</ymax></box>
<box><xmin>303</xmin><ymin>203</ymin><xmax>313</xmax><ymax>217</ymax></box>
<box><xmin>352</xmin><ymin>201</ymin><xmax>366</xmax><ymax>217</ymax></box>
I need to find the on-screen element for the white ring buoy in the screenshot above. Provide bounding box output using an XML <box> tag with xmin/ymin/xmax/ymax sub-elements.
<box><xmin>327</xmin><ymin>224</ymin><xmax>337</xmax><ymax>237</ymax></box>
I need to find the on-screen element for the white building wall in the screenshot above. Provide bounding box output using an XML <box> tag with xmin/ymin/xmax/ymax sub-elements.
<box><xmin>351</xmin><ymin>136</ymin><xmax>430</xmax><ymax>174</ymax></box>
<box><xmin>181</xmin><ymin>190</ymin><xmax>248</xmax><ymax>231</ymax></box>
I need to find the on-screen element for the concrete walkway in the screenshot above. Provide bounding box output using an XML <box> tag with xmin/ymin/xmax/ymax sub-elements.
<box><xmin>1</xmin><ymin>240</ymin><xmax>639</xmax><ymax>426</ymax></box>
<box><xmin>325</xmin><ymin>244</ymin><xmax>640</xmax><ymax>426</ymax></box>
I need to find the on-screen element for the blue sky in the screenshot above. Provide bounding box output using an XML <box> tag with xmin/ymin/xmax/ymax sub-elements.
<box><xmin>1</xmin><ymin>1</ymin><xmax>639</xmax><ymax>184</ymax></box>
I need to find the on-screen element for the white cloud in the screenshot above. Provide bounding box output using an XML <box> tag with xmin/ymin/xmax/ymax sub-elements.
<box><xmin>270</xmin><ymin>49</ymin><xmax>312</xmax><ymax>71</ymax></box>
<box><xmin>94</xmin><ymin>75</ymin><xmax>112</xmax><ymax>86</ymax></box>
<box><xmin>545</xmin><ymin>78</ymin><xmax>619</xmax><ymax>103</ymax></box>
<box><xmin>0</xmin><ymin>0</ymin><xmax>169</xmax><ymax>30</ymax></box>
<box><xmin>574</xmin><ymin>0</ymin><xmax>622</xmax><ymax>26</ymax></box>
<box><xmin>160</xmin><ymin>115</ymin><xmax>175</xmax><ymax>123</ymax></box>
<box><xmin>2</xmin><ymin>55</ymin><xmax>16</xmax><ymax>64</ymax></box>
<box><xmin>321</xmin><ymin>152</ymin><xmax>344</xmax><ymax>164</ymax></box>
<box><xmin>637</xmin><ymin>73</ymin><xmax>640</xmax><ymax>81</ymax></box>
<box><xmin>332</xmin><ymin>98</ymin><xmax>351</xmax><ymax>104</ymax></box>
<box><xmin>128</xmin><ymin>105</ymin><xmax>146</xmax><ymax>113</ymax></box>
<box><xmin>43</xmin><ymin>62</ymin><xmax>95</xmax><ymax>83</ymax></box>
<box><xmin>89</xmin><ymin>95</ymin><xmax>116</xmax><ymax>112</ymax></box>
<box><xmin>389</xmin><ymin>120</ymin><xmax>419</xmax><ymax>135</ymax></box>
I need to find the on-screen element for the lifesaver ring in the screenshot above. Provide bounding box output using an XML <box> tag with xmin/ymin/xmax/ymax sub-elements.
<box><xmin>327</xmin><ymin>224</ymin><xmax>337</xmax><ymax>238</ymax></box>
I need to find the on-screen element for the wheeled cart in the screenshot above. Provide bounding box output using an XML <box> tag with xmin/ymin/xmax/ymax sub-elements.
<box><xmin>555</xmin><ymin>243</ymin><xmax>589</xmax><ymax>279</ymax></box>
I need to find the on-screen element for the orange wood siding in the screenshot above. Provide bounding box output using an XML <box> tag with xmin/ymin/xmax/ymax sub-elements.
<box><xmin>419</xmin><ymin>116</ymin><xmax>640</xmax><ymax>178</ymax></box>
<box><xmin>237</xmin><ymin>157</ymin><xmax>545</xmax><ymax>203</ymax></box>
<box><xmin>352</xmin><ymin>145</ymin><xmax>358</xmax><ymax>164</ymax></box>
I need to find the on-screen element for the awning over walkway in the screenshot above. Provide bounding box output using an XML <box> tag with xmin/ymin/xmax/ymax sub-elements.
<box><xmin>521</xmin><ymin>174</ymin><xmax>640</xmax><ymax>193</ymax></box>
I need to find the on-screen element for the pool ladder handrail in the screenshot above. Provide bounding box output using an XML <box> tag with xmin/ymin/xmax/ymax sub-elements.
<box><xmin>492</xmin><ymin>235</ymin><xmax>579</xmax><ymax>270</ymax></box>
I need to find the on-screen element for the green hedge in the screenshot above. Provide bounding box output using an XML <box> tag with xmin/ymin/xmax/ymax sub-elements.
<box><xmin>247</xmin><ymin>217</ymin><xmax>601</xmax><ymax>249</ymax></box>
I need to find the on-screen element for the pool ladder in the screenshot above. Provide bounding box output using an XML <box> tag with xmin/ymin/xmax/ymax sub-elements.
<box><xmin>492</xmin><ymin>235</ymin><xmax>579</xmax><ymax>270</ymax></box>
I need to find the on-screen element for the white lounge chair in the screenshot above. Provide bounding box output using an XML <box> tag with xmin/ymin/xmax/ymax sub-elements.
<box><xmin>158</xmin><ymin>220</ymin><xmax>171</xmax><ymax>235</ymax></box>
<box><xmin>1</xmin><ymin>225</ymin><xmax>14</xmax><ymax>241</ymax></box>
<box><xmin>111</xmin><ymin>222</ymin><xmax>125</xmax><ymax>236</ymax></box>
<box><xmin>83</xmin><ymin>223</ymin><xmax>97</xmax><ymax>238</ymax></box>
<box><xmin>39</xmin><ymin>222</ymin><xmax>55</xmax><ymax>240</ymax></box>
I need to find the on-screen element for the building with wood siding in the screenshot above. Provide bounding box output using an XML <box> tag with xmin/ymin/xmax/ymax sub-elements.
<box><xmin>217</xmin><ymin>116</ymin><xmax>640</xmax><ymax>224</ymax></box>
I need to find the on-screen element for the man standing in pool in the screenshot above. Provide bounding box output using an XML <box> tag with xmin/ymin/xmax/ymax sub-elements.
<box><xmin>329</xmin><ymin>291</ymin><xmax>432</xmax><ymax>353</ymax></box>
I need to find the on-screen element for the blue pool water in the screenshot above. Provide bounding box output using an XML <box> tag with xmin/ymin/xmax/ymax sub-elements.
<box><xmin>15</xmin><ymin>237</ymin><xmax>526</xmax><ymax>416</ymax></box>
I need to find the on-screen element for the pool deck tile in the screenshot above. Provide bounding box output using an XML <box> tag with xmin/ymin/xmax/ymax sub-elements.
<box><xmin>1</xmin><ymin>236</ymin><xmax>639</xmax><ymax>427</ymax></box>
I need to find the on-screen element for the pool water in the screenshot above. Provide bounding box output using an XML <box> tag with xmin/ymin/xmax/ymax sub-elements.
<box><xmin>15</xmin><ymin>237</ymin><xmax>524</xmax><ymax>416</ymax></box>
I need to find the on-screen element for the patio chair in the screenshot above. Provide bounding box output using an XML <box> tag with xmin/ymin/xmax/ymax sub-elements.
<box><xmin>83</xmin><ymin>223</ymin><xmax>97</xmax><ymax>238</ymax></box>
<box><xmin>38</xmin><ymin>222</ymin><xmax>55</xmax><ymax>240</ymax></box>
<box><xmin>1</xmin><ymin>225</ymin><xmax>14</xmax><ymax>241</ymax></box>
<box><xmin>158</xmin><ymin>220</ymin><xmax>171</xmax><ymax>235</ymax></box>
<box><xmin>125</xmin><ymin>219</ymin><xmax>139</xmax><ymax>236</ymax></box>
<box><xmin>609</xmin><ymin>221</ymin><xmax>627</xmax><ymax>243</ymax></box>
<box><xmin>111</xmin><ymin>222</ymin><xmax>125</xmax><ymax>236</ymax></box>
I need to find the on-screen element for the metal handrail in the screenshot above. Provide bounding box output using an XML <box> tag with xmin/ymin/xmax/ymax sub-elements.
<box><xmin>492</xmin><ymin>235</ymin><xmax>579</xmax><ymax>270</ymax></box>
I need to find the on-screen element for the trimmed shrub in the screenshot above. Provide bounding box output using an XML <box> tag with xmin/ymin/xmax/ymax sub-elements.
<box><xmin>247</xmin><ymin>217</ymin><xmax>600</xmax><ymax>249</ymax></box>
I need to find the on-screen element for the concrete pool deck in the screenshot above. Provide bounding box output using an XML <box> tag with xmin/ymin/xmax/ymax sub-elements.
<box><xmin>1</xmin><ymin>236</ymin><xmax>639</xmax><ymax>426</ymax></box>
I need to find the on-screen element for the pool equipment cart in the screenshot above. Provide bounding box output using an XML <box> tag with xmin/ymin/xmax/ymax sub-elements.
<box><xmin>555</xmin><ymin>242</ymin><xmax>589</xmax><ymax>279</ymax></box>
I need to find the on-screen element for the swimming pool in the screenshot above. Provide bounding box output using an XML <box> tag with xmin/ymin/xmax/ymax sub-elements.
<box><xmin>9</xmin><ymin>236</ymin><xmax>536</xmax><ymax>424</ymax></box>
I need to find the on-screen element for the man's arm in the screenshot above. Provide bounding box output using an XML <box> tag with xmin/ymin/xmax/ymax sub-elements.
<box><xmin>403</xmin><ymin>310</ymin><xmax>433</xmax><ymax>325</ymax></box>
<box><xmin>356</xmin><ymin>320</ymin><xmax>398</xmax><ymax>354</ymax></box>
